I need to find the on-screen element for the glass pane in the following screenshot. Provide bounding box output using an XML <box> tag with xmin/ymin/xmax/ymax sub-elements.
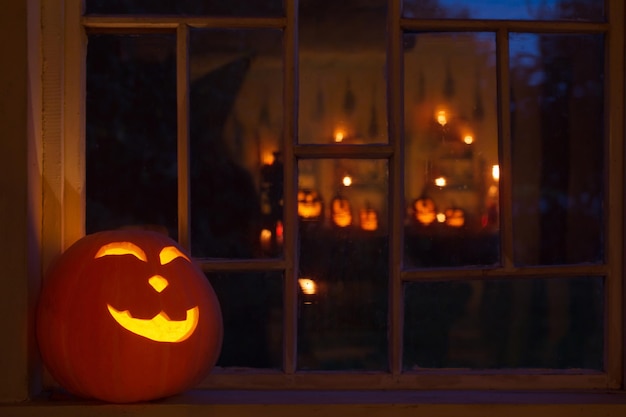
<box><xmin>404</xmin><ymin>33</ymin><xmax>499</xmax><ymax>268</ymax></box>
<box><xmin>403</xmin><ymin>277</ymin><xmax>603</xmax><ymax>370</ymax></box>
<box><xmin>208</xmin><ymin>272</ymin><xmax>283</xmax><ymax>369</ymax></box>
<box><xmin>298</xmin><ymin>159</ymin><xmax>388</xmax><ymax>370</ymax></box>
<box><xmin>298</xmin><ymin>1</ymin><xmax>387</xmax><ymax>144</ymax></box>
<box><xmin>86</xmin><ymin>0</ymin><xmax>283</xmax><ymax>16</ymax></box>
<box><xmin>510</xmin><ymin>34</ymin><xmax>604</xmax><ymax>266</ymax></box>
<box><xmin>189</xmin><ymin>29</ymin><xmax>283</xmax><ymax>259</ymax></box>
<box><xmin>403</xmin><ymin>0</ymin><xmax>604</xmax><ymax>21</ymax></box>
<box><xmin>86</xmin><ymin>35</ymin><xmax>178</xmax><ymax>237</ymax></box>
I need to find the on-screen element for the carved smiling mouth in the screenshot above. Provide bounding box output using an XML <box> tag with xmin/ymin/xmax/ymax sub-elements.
<box><xmin>107</xmin><ymin>304</ymin><xmax>199</xmax><ymax>343</ymax></box>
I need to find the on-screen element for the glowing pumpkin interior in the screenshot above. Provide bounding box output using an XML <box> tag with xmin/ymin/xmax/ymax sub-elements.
<box><xmin>360</xmin><ymin>208</ymin><xmax>378</xmax><ymax>231</ymax></box>
<box><xmin>415</xmin><ymin>198</ymin><xmax>436</xmax><ymax>226</ymax></box>
<box><xmin>445</xmin><ymin>208</ymin><xmax>465</xmax><ymax>227</ymax></box>
<box><xmin>332</xmin><ymin>198</ymin><xmax>352</xmax><ymax>227</ymax></box>
<box><xmin>298</xmin><ymin>190</ymin><xmax>323</xmax><ymax>219</ymax></box>
<box><xmin>97</xmin><ymin>242</ymin><xmax>198</xmax><ymax>343</ymax></box>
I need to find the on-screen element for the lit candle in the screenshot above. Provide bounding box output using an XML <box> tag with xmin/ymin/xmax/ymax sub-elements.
<box><xmin>492</xmin><ymin>165</ymin><xmax>500</xmax><ymax>181</ymax></box>
<box><xmin>298</xmin><ymin>278</ymin><xmax>317</xmax><ymax>295</ymax></box>
<box><xmin>437</xmin><ymin>110</ymin><xmax>447</xmax><ymax>126</ymax></box>
<box><xmin>260</xmin><ymin>228</ymin><xmax>272</xmax><ymax>250</ymax></box>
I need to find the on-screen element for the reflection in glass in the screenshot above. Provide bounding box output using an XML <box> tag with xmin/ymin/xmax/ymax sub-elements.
<box><xmin>403</xmin><ymin>277</ymin><xmax>603</xmax><ymax>370</ymax></box>
<box><xmin>403</xmin><ymin>0</ymin><xmax>604</xmax><ymax>21</ymax></box>
<box><xmin>189</xmin><ymin>29</ymin><xmax>283</xmax><ymax>259</ymax></box>
<box><xmin>298</xmin><ymin>0</ymin><xmax>387</xmax><ymax>144</ymax></box>
<box><xmin>403</xmin><ymin>33</ymin><xmax>499</xmax><ymax>268</ymax></box>
<box><xmin>86</xmin><ymin>0</ymin><xmax>283</xmax><ymax>16</ymax></box>
<box><xmin>208</xmin><ymin>272</ymin><xmax>283</xmax><ymax>369</ymax></box>
<box><xmin>86</xmin><ymin>35</ymin><xmax>178</xmax><ymax>237</ymax></box>
<box><xmin>510</xmin><ymin>34</ymin><xmax>604</xmax><ymax>266</ymax></box>
<box><xmin>298</xmin><ymin>159</ymin><xmax>388</xmax><ymax>370</ymax></box>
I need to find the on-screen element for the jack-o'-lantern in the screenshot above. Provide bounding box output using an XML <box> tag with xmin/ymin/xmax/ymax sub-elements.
<box><xmin>445</xmin><ymin>207</ymin><xmax>465</xmax><ymax>227</ymax></box>
<box><xmin>298</xmin><ymin>189</ymin><xmax>323</xmax><ymax>219</ymax></box>
<box><xmin>359</xmin><ymin>208</ymin><xmax>378</xmax><ymax>231</ymax></box>
<box><xmin>414</xmin><ymin>197</ymin><xmax>436</xmax><ymax>226</ymax></box>
<box><xmin>331</xmin><ymin>196</ymin><xmax>352</xmax><ymax>227</ymax></box>
<box><xmin>36</xmin><ymin>230</ymin><xmax>223</xmax><ymax>403</ymax></box>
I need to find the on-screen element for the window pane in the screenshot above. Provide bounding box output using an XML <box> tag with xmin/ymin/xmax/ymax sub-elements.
<box><xmin>298</xmin><ymin>159</ymin><xmax>388</xmax><ymax>370</ymax></box>
<box><xmin>403</xmin><ymin>277</ymin><xmax>603</xmax><ymax>370</ymax></box>
<box><xmin>208</xmin><ymin>272</ymin><xmax>283</xmax><ymax>369</ymax></box>
<box><xmin>510</xmin><ymin>34</ymin><xmax>604</xmax><ymax>266</ymax></box>
<box><xmin>86</xmin><ymin>0</ymin><xmax>283</xmax><ymax>16</ymax></box>
<box><xmin>86</xmin><ymin>35</ymin><xmax>177</xmax><ymax>236</ymax></box>
<box><xmin>189</xmin><ymin>29</ymin><xmax>283</xmax><ymax>259</ymax></box>
<box><xmin>404</xmin><ymin>33</ymin><xmax>499</xmax><ymax>268</ymax></box>
<box><xmin>403</xmin><ymin>0</ymin><xmax>604</xmax><ymax>21</ymax></box>
<box><xmin>298</xmin><ymin>1</ymin><xmax>387</xmax><ymax>144</ymax></box>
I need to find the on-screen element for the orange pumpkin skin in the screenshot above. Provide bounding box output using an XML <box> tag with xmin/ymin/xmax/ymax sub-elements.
<box><xmin>36</xmin><ymin>230</ymin><xmax>223</xmax><ymax>403</ymax></box>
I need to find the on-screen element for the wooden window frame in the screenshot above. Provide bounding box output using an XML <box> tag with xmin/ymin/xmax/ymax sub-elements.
<box><xmin>36</xmin><ymin>0</ymin><xmax>626</xmax><ymax>393</ymax></box>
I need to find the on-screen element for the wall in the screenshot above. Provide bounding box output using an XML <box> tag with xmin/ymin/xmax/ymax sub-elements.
<box><xmin>0</xmin><ymin>0</ymin><xmax>42</xmax><ymax>403</ymax></box>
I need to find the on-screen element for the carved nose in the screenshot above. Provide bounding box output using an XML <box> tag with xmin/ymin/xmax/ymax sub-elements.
<box><xmin>148</xmin><ymin>275</ymin><xmax>169</xmax><ymax>293</ymax></box>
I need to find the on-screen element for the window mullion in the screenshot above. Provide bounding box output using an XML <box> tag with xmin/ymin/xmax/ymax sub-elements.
<box><xmin>176</xmin><ymin>23</ymin><xmax>191</xmax><ymax>250</ymax></box>
<box><xmin>606</xmin><ymin>0</ymin><xmax>625</xmax><ymax>389</ymax></box>
<box><xmin>388</xmin><ymin>0</ymin><xmax>404</xmax><ymax>376</ymax></box>
<box><xmin>496</xmin><ymin>28</ymin><xmax>514</xmax><ymax>271</ymax></box>
<box><xmin>283</xmin><ymin>0</ymin><xmax>298</xmax><ymax>375</ymax></box>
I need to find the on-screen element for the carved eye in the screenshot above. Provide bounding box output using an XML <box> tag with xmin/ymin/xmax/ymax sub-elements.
<box><xmin>159</xmin><ymin>246</ymin><xmax>190</xmax><ymax>265</ymax></box>
<box><xmin>95</xmin><ymin>242</ymin><xmax>147</xmax><ymax>262</ymax></box>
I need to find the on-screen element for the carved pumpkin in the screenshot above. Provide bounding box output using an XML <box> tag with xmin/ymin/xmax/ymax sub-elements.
<box><xmin>359</xmin><ymin>208</ymin><xmax>378</xmax><ymax>231</ymax></box>
<box><xmin>445</xmin><ymin>207</ymin><xmax>465</xmax><ymax>227</ymax></box>
<box><xmin>331</xmin><ymin>196</ymin><xmax>352</xmax><ymax>227</ymax></box>
<box><xmin>297</xmin><ymin>189</ymin><xmax>323</xmax><ymax>219</ymax></box>
<box><xmin>36</xmin><ymin>230</ymin><xmax>223</xmax><ymax>403</ymax></box>
<box><xmin>414</xmin><ymin>197</ymin><xmax>436</xmax><ymax>226</ymax></box>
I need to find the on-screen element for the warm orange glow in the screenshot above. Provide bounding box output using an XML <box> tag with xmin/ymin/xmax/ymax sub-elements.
<box><xmin>360</xmin><ymin>209</ymin><xmax>378</xmax><ymax>231</ymax></box>
<box><xmin>276</xmin><ymin>221</ymin><xmax>284</xmax><ymax>245</ymax></box>
<box><xmin>492</xmin><ymin>164</ymin><xmax>500</xmax><ymax>181</ymax></box>
<box><xmin>159</xmin><ymin>246</ymin><xmax>190</xmax><ymax>265</ymax></box>
<box><xmin>332</xmin><ymin>198</ymin><xmax>352</xmax><ymax>227</ymax></box>
<box><xmin>95</xmin><ymin>242</ymin><xmax>147</xmax><ymax>262</ymax></box>
<box><xmin>297</xmin><ymin>190</ymin><xmax>323</xmax><ymax>219</ymax></box>
<box><xmin>107</xmin><ymin>304</ymin><xmax>199</xmax><ymax>343</ymax></box>
<box><xmin>463</xmin><ymin>135</ymin><xmax>474</xmax><ymax>144</ymax></box>
<box><xmin>260</xmin><ymin>228</ymin><xmax>272</xmax><ymax>249</ymax></box>
<box><xmin>445</xmin><ymin>208</ymin><xmax>465</xmax><ymax>227</ymax></box>
<box><xmin>342</xmin><ymin>175</ymin><xmax>353</xmax><ymax>187</ymax></box>
<box><xmin>488</xmin><ymin>184</ymin><xmax>498</xmax><ymax>197</ymax></box>
<box><xmin>436</xmin><ymin>110</ymin><xmax>447</xmax><ymax>126</ymax></box>
<box><xmin>414</xmin><ymin>198</ymin><xmax>436</xmax><ymax>226</ymax></box>
<box><xmin>262</xmin><ymin>152</ymin><xmax>275</xmax><ymax>165</ymax></box>
<box><xmin>334</xmin><ymin>130</ymin><xmax>345</xmax><ymax>142</ymax></box>
<box><xmin>298</xmin><ymin>278</ymin><xmax>317</xmax><ymax>295</ymax></box>
<box><xmin>436</xmin><ymin>212</ymin><xmax>446</xmax><ymax>223</ymax></box>
<box><xmin>434</xmin><ymin>177</ymin><xmax>447</xmax><ymax>187</ymax></box>
<box><xmin>148</xmin><ymin>275</ymin><xmax>169</xmax><ymax>293</ymax></box>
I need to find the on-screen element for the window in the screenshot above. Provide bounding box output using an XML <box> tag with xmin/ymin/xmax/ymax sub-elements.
<box><xmin>36</xmin><ymin>0</ymin><xmax>624</xmax><ymax>394</ymax></box>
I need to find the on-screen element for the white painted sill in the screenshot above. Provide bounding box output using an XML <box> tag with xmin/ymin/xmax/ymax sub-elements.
<box><xmin>3</xmin><ymin>390</ymin><xmax>626</xmax><ymax>417</ymax></box>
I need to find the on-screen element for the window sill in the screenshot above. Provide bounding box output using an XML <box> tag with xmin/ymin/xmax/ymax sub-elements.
<box><xmin>3</xmin><ymin>390</ymin><xmax>626</xmax><ymax>417</ymax></box>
